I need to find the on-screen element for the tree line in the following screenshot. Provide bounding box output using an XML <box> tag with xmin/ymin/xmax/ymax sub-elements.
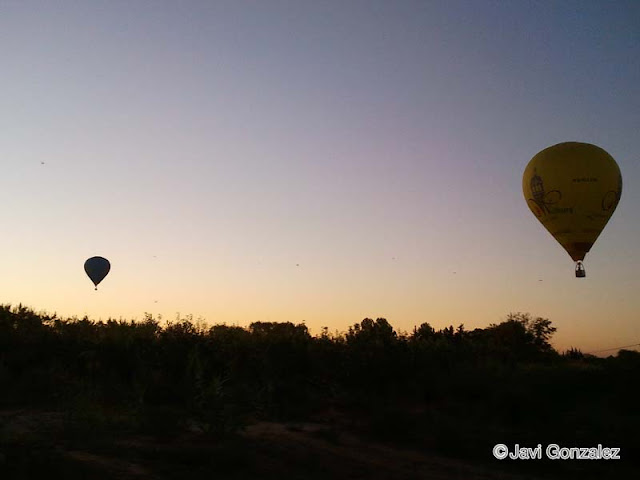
<box><xmin>1</xmin><ymin>303</ymin><xmax>638</xmax><ymax>473</ymax></box>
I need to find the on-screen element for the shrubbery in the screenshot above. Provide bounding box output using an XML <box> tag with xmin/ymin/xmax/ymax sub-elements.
<box><xmin>0</xmin><ymin>303</ymin><xmax>638</xmax><ymax>467</ymax></box>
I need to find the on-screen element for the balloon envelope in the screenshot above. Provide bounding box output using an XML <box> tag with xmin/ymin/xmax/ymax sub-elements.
<box><xmin>84</xmin><ymin>256</ymin><xmax>111</xmax><ymax>289</ymax></box>
<box><xmin>522</xmin><ymin>142</ymin><xmax>622</xmax><ymax>262</ymax></box>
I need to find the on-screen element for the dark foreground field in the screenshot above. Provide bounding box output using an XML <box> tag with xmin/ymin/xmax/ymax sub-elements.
<box><xmin>5</xmin><ymin>409</ymin><xmax>632</xmax><ymax>480</ymax></box>
<box><xmin>1</xmin><ymin>306</ymin><xmax>638</xmax><ymax>478</ymax></box>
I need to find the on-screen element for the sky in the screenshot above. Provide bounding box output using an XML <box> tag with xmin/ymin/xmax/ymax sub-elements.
<box><xmin>1</xmin><ymin>0</ymin><xmax>639</xmax><ymax>354</ymax></box>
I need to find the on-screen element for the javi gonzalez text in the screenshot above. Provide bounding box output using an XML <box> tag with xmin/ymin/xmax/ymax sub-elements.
<box><xmin>493</xmin><ymin>444</ymin><xmax>621</xmax><ymax>460</ymax></box>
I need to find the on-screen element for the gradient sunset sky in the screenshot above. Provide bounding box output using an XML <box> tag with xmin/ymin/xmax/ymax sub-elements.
<box><xmin>2</xmin><ymin>1</ymin><xmax>639</xmax><ymax>354</ymax></box>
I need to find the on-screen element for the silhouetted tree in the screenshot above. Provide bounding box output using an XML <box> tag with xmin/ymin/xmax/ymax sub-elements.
<box><xmin>563</xmin><ymin>347</ymin><xmax>584</xmax><ymax>360</ymax></box>
<box><xmin>412</xmin><ymin>322</ymin><xmax>435</xmax><ymax>341</ymax></box>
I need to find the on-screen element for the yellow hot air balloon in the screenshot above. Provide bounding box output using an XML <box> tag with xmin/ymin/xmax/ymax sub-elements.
<box><xmin>523</xmin><ymin>142</ymin><xmax>622</xmax><ymax>277</ymax></box>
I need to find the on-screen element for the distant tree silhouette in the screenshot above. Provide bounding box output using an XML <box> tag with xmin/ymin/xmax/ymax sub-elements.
<box><xmin>412</xmin><ymin>322</ymin><xmax>435</xmax><ymax>341</ymax></box>
<box><xmin>563</xmin><ymin>347</ymin><xmax>584</xmax><ymax>359</ymax></box>
<box><xmin>506</xmin><ymin>311</ymin><xmax>557</xmax><ymax>352</ymax></box>
<box><xmin>483</xmin><ymin>312</ymin><xmax>557</xmax><ymax>363</ymax></box>
<box><xmin>346</xmin><ymin>318</ymin><xmax>397</xmax><ymax>347</ymax></box>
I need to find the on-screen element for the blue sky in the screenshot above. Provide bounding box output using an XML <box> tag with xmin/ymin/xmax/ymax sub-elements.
<box><xmin>1</xmin><ymin>1</ymin><xmax>639</xmax><ymax>353</ymax></box>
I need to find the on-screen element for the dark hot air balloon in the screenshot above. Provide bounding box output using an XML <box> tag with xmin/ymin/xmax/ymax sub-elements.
<box><xmin>84</xmin><ymin>256</ymin><xmax>111</xmax><ymax>290</ymax></box>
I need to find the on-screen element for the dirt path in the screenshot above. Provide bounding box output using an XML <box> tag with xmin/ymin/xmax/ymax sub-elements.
<box><xmin>239</xmin><ymin>421</ymin><xmax>547</xmax><ymax>480</ymax></box>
